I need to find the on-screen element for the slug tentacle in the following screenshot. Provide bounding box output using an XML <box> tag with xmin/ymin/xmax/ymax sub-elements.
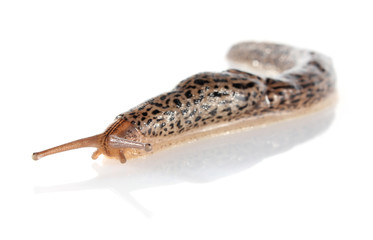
<box><xmin>107</xmin><ymin>135</ymin><xmax>152</xmax><ymax>152</ymax></box>
<box><xmin>32</xmin><ymin>41</ymin><xmax>336</xmax><ymax>163</ymax></box>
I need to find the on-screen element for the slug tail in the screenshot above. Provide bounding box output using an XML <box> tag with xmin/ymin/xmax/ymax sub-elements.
<box><xmin>32</xmin><ymin>134</ymin><xmax>103</xmax><ymax>160</ymax></box>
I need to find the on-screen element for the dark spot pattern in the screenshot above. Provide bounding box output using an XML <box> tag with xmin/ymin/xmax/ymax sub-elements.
<box><xmin>232</xmin><ymin>82</ymin><xmax>255</xmax><ymax>89</ymax></box>
<box><xmin>173</xmin><ymin>99</ymin><xmax>182</xmax><ymax>108</ymax></box>
<box><xmin>194</xmin><ymin>79</ymin><xmax>209</xmax><ymax>85</ymax></box>
<box><xmin>152</xmin><ymin>110</ymin><xmax>160</xmax><ymax>115</ymax></box>
<box><xmin>185</xmin><ymin>90</ymin><xmax>193</xmax><ymax>98</ymax></box>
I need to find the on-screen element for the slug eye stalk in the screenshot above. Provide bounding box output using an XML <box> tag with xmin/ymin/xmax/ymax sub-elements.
<box><xmin>32</xmin><ymin>134</ymin><xmax>102</xmax><ymax>161</ymax></box>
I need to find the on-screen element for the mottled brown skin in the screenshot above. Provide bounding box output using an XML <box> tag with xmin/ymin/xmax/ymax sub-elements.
<box><xmin>116</xmin><ymin>43</ymin><xmax>335</xmax><ymax>142</ymax></box>
<box><xmin>32</xmin><ymin>42</ymin><xmax>336</xmax><ymax>163</ymax></box>
<box><xmin>117</xmin><ymin>70</ymin><xmax>266</xmax><ymax>138</ymax></box>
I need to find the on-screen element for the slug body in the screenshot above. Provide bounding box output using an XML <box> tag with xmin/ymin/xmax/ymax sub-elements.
<box><xmin>32</xmin><ymin>42</ymin><xmax>336</xmax><ymax>163</ymax></box>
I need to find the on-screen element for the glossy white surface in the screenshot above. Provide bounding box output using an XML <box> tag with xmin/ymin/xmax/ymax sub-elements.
<box><xmin>1</xmin><ymin>1</ymin><xmax>372</xmax><ymax>239</ymax></box>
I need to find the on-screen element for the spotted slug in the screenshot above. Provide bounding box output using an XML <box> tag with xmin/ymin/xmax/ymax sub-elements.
<box><xmin>32</xmin><ymin>41</ymin><xmax>336</xmax><ymax>163</ymax></box>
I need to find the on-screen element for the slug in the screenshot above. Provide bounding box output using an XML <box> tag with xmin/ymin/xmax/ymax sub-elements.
<box><xmin>32</xmin><ymin>41</ymin><xmax>336</xmax><ymax>164</ymax></box>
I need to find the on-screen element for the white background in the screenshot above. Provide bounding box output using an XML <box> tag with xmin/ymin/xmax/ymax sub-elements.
<box><xmin>1</xmin><ymin>1</ymin><xmax>372</xmax><ymax>239</ymax></box>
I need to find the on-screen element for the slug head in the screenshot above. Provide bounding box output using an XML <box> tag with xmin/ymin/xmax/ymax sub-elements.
<box><xmin>32</xmin><ymin>120</ymin><xmax>152</xmax><ymax>164</ymax></box>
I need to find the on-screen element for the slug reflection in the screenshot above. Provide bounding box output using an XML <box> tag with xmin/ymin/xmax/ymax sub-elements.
<box><xmin>35</xmin><ymin>107</ymin><xmax>335</xmax><ymax>216</ymax></box>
